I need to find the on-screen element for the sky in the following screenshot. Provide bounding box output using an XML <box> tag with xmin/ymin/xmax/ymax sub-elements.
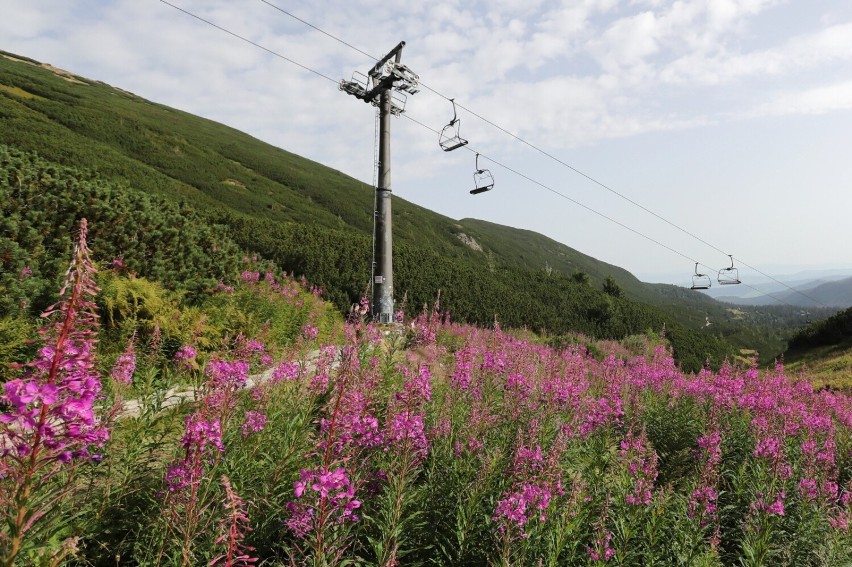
<box><xmin>3</xmin><ymin>0</ymin><xmax>852</xmax><ymax>287</ymax></box>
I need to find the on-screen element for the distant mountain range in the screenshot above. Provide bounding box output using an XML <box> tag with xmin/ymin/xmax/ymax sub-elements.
<box><xmin>701</xmin><ymin>272</ymin><xmax>852</xmax><ymax>308</ymax></box>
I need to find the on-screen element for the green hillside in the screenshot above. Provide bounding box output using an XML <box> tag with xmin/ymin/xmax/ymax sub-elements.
<box><xmin>0</xmin><ymin>49</ymin><xmax>816</xmax><ymax>366</ymax></box>
<box><xmin>0</xmin><ymin>49</ymin><xmax>693</xmax><ymax>296</ymax></box>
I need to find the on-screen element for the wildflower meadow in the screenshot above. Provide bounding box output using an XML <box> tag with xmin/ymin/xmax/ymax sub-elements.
<box><xmin>2</xmin><ymin>221</ymin><xmax>852</xmax><ymax>566</ymax></box>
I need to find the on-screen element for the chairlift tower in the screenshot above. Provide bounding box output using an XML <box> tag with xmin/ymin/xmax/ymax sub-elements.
<box><xmin>340</xmin><ymin>41</ymin><xmax>419</xmax><ymax>323</ymax></box>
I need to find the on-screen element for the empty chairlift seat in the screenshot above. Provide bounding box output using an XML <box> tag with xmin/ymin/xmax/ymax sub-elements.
<box><xmin>471</xmin><ymin>153</ymin><xmax>494</xmax><ymax>195</ymax></box>
<box><xmin>717</xmin><ymin>255</ymin><xmax>741</xmax><ymax>285</ymax></box>
<box><xmin>691</xmin><ymin>262</ymin><xmax>712</xmax><ymax>290</ymax></box>
<box><xmin>439</xmin><ymin>98</ymin><xmax>469</xmax><ymax>152</ymax></box>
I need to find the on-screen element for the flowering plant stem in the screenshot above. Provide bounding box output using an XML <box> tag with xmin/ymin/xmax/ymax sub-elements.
<box><xmin>1</xmin><ymin>219</ymin><xmax>105</xmax><ymax>566</ymax></box>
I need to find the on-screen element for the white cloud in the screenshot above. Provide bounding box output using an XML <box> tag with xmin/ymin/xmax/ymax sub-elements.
<box><xmin>660</xmin><ymin>20</ymin><xmax>852</xmax><ymax>85</ymax></box>
<box><xmin>755</xmin><ymin>80</ymin><xmax>852</xmax><ymax>116</ymax></box>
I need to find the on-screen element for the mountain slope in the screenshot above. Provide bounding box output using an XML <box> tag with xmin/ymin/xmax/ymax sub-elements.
<box><xmin>784</xmin><ymin>305</ymin><xmax>852</xmax><ymax>389</ymax></box>
<box><xmin>0</xmin><ymin>50</ymin><xmax>682</xmax><ymax>296</ymax></box>
<box><xmin>0</xmin><ymin>49</ymin><xmax>814</xmax><ymax>363</ymax></box>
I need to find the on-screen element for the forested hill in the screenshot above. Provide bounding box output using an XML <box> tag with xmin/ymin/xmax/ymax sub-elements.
<box><xmin>0</xmin><ymin>51</ymin><xmax>728</xmax><ymax>307</ymax></box>
<box><xmin>786</xmin><ymin>306</ymin><xmax>852</xmax><ymax>355</ymax></box>
<box><xmin>0</xmin><ymin>49</ymin><xmax>813</xmax><ymax>365</ymax></box>
<box><xmin>0</xmin><ymin>50</ymin><xmax>651</xmax><ymax>286</ymax></box>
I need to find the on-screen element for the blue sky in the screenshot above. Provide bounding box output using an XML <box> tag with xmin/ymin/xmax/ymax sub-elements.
<box><xmin>3</xmin><ymin>0</ymin><xmax>852</xmax><ymax>286</ymax></box>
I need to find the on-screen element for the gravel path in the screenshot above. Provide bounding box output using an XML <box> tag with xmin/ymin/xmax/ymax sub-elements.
<box><xmin>119</xmin><ymin>349</ymin><xmax>327</xmax><ymax>418</ymax></box>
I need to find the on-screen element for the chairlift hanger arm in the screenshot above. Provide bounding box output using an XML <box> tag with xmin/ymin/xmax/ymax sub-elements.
<box><xmin>369</xmin><ymin>41</ymin><xmax>405</xmax><ymax>78</ymax></box>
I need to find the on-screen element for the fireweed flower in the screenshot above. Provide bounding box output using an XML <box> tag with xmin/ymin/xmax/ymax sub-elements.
<box><xmin>348</xmin><ymin>297</ymin><xmax>370</xmax><ymax>323</ymax></box>
<box><xmin>406</xmin><ymin>309</ymin><xmax>439</xmax><ymax>347</ymax></box>
<box><xmin>240</xmin><ymin>411</ymin><xmax>267</xmax><ymax>438</ymax></box>
<box><xmin>587</xmin><ymin>520</ymin><xmax>616</xmax><ymax>562</ymax></box>
<box><xmin>301</xmin><ymin>323</ymin><xmax>319</xmax><ymax>341</ymax></box>
<box><xmin>481</xmin><ymin>349</ymin><xmax>508</xmax><ymax>376</ymax></box>
<box><xmin>110</xmin><ymin>340</ymin><xmax>136</xmax><ymax>386</ymax></box>
<box><xmin>753</xmin><ymin>435</ymin><xmax>783</xmax><ymax>463</ymax></box>
<box><xmin>494</xmin><ymin>435</ymin><xmax>566</xmax><ymax>538</ymax></box>
<box><xmin>206</xmin><ymin>358</ymin><xmax>249</xmax><ymax>391</ymax></box>
<box><xmin>231</xmin><ymin>335</ymin><xmax>267</xmax><ymax>365</ymax></box>
<box><xmin>0</xmin><ymin>219</ymin><xmax>108</xmax><ymax>565</ymax></box>
<box><xmin>174</xmin><ymin>345</ymin><xmax>197</xmax><ymax>371</ymax></box>
<box><xmin>453</xmin><ymin>436</ymin><xmax>485</xmax><ymax>457</ymax></box>
<box><xmin>397</xmin><ymin>365</ymin><xmax>432</xmax><ymax>405</ymax></box>
<box><xmin>578</xmin><ymin>396</ymin><xmax>625</xmax><ymax>438</ymax></box>
<box><xmin>494</xmin><ymin>483</ymin><xmax>554</xmax><ymax>532</ymax></box>
<box><xmin>1</xmin><ymin>219</ymin><xmax>107</xmax><ymax>457</ymax></box>
<box><xmin>829</xmin><ymin>484</ymin><xmax>852</xmax><ymax>533</ymax></box>
<box><xmin>449</xmin><ymin>345</ymin><xmax>475</xmax><ymax>392</ymax></box>
<box><xmin>263</xmin><ymin>271</ymin><xmax>281</xmax><ymax>292</ymax></box>
<box><xmin>382</xmin><ymin>365</ymin><xmax>432</xmax><ymax>462</ymax></box>
<box><xmin>619</xmin><ymin>430</ymin><xmax>658</xmax><ymax>507</ymax></box>
<box><xmin>689</xmin><ymin>424</ymin><xmax>723</xmax><ymax>526</ymax></box>
<box><xmin>271</xmin><ymin>360</ymin><xmax>301</xmax><ymax>383</ymax></box>
<box><xmin>164</xmin><ymin>413</ymin><xmax>224</xmax><ymax>493</ymax></box>
<box><xmin>752</xmin><ymin>490</ymin><xmax>786</xmax><ymax>517</ymax></box>
<box><xmin>307</xmin><ymin>346</ymin><xmax>338</xmax><ymax>395</ymax></box>
<box><xmin>319</xmin><ymin>390</ymin><xmax>382</xmax><ymax>453</ymax></box>
<box><xmin>286</xmin><ymin>467</ymin><xmax>361</xmax><ymax>538</ymax></box>
<box><xmin>386</xmin><ymin>411</ymin><xmax>427</xmax><ymax>459</ymax></box>
<box><xmin>214</xmin><ymin>281</ymin><xmax>235</xmax><ymax>294</ymax></box>
<box><xmin>689</xmin><ymin>486</ymin><xmax>719</xmax><ymax>521</ymax></box>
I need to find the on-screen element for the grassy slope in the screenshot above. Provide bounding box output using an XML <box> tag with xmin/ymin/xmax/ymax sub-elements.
<box><xmin>784</xmin><ymin>341</ymin><xmax>852</xmax><ymax>390</ymax></box>
<box><xmin>782</xmin><ymin>306</ymin><xmax>852</xmax><ymax>388</ymax></box>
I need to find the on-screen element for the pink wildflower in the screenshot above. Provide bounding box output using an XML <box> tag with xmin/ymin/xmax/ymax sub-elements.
<box><xmin>174</xmin><ymin>345</ymin><xmax>197</xmax><ymax>370</ymax></box>
<box><xmin>587</xmin><ymin>528</ymin><xmax>616</xmax><ymax>562</ymax></box>
<box><xmin>286</xmin><ymin>467</ymin><xmax>361</xmax><ymax>538</ymax></box>
<box><xmin>206</xmin><ymin>359</ymin><xmax>249</xmax><ymax>390</ymax></box>
<box><xmin>240</xmin><ymin>411</ymin><xmax>267</xmax><ymax>438</ymax></box>
<box><xmin>0</xmin><ymin>219</ymin><xmax>108</xmax><ymax>565</ymax></box>
<box><xmin>271</xmin><ymin>361</ymin><xmax>300</xmax><ymax>383</ymax></box>
<box><xmin>214</xmin><ymin>281</ymin><xmax>235</xmax><ymax>293</ymax></box>
<box><xmin>619</xmin><ymin>430</ymin><xmax>658</xmax><ymax>507</ymax></box>
<box><xmin>110</xmin><ymin>341</ymin><xmax>136</xmax><ymax>386</ymax></box>
<box><xmin>301</xmin><ymin>323</ymin><xmax>319</xmax><ymax>341</ymax></box>
<box><xmin>164</xmin><ymin>413</ymin><xmax>225</xmax><ymax>493</ymax></box>
<box><xmin>688</xmin><ymin>485</ymin><xmax>719</xmax><ymax>522</ymax></box>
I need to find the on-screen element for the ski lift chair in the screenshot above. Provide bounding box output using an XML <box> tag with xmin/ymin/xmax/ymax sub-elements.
<box><xmin>439</xmin><ymin>99</ymin><xmax>468</xmax><ymax>151</ymax></box>
<box><xmin>691</xmin><ymin>262</ymin><xmax>712</xmax><ymax>290</ymax></box>
<box><xmin>717</xmin><ymin>255</ymin><xmax>741</xmax><ymax>285</ymax></box>
<box><xmin>471</xmin><ymin>153</ymin><xmax>494</xmax><ymax>195</ymax></box>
